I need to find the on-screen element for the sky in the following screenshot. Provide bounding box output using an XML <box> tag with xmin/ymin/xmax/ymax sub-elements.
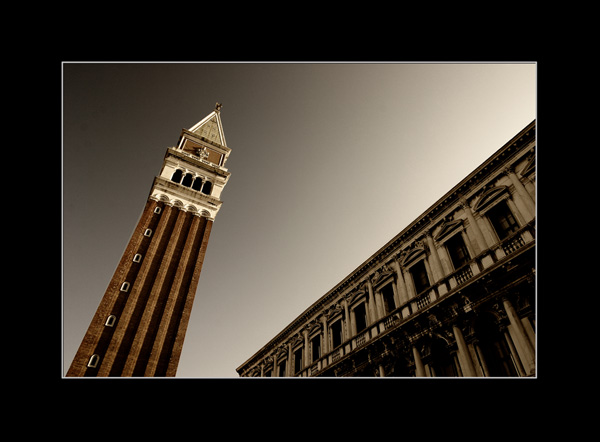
<box><xmin>62</xmin><ymin>62</ymin><xmax>536</xmax><ymax>377</ymax></box>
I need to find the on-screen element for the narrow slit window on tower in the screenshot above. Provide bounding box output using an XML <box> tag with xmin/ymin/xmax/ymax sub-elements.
<box><xmin>105</xmin><ymin>315</ymin><xmax>117</xmax><ymax>327</ymax></box>
<box><xmin>133</xmin><ymin>254</ymin><xmax>142</xmax><ymax>263</ymax></box>
<box><xmin>120</xmin><ymin>282</ymin><xmax>130</xmax><ymax>292</ymax></box>
<box><xmin>144</xmin><ymin>229</ymin><xmax>152</xmax><ymax>237</ymax></box>
<box><xmin>87</xmin><ymin>354</ymin><xmax>100</xmax><ymax>368</ymax></box>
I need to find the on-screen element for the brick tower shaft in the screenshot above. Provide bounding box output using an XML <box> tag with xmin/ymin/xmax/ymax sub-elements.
<box><xmin>67</xmin><ymin>105</ymin><xmax>231</xmax><ymax>377</ymax></box>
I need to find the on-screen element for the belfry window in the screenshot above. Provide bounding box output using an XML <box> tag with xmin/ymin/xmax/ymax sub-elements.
<box><xmin>192</xmin><ymin>178</ymin><xmax>203</xmax><ymax>191</ymax></box>
<box><xmin>201</xmin><ymin>181</ymin><xmax>212</xmax><ymax>195</ymax></box>
<box><xmin>182</xmin><ymin>173</ymin><xmax>194</xmax><ymax>187</ymax></box>
<box><xmin>171</xmin><ymin>169</ymin><xmax>183</xmax><ymax>183</ymax></box>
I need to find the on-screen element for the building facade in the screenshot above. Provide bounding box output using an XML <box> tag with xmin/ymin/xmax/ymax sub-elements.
<box><xmin>237</xmin><ymin>121</ymin><xmax>535</xmax><ymax>378</ymax></box>
<box><xmin>67</xmin><ymin>105</ymin><xmax>232</xmax><ymax>377</ymax></box>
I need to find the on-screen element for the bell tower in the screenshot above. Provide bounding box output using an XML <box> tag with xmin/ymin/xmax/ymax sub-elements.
<box><xmin>67</xmin><ymin>104</ymin><xmax>232</xmax><ymax>377</ymax></box>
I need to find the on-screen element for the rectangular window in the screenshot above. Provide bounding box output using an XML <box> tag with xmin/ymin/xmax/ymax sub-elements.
<box><xmin>153</xmin><ymin>207</ymin><xmax>162</xmax><ymax>214</ymax></box>
<box><xmin>278</xmin><ymin>360</ymin><xmax>287</xmax><ymax>377</ymax></box>
<box><xmin>331</xmin><ymin>319</ymin><xmax>343</xmax><ymax>349</ymax></box>
<box><xmin>354</xmin><ymin>302</ymin><xmax>367</xmax><ymax>334</ymax></box>
<box><xmin>487</xmin><ymin>201</ymin><xmax>520</xmax><ymax>241</ymax></box>
<box><xmin>446</xmin><ymin>234</ymin><xmax>470</xmax><ymax>270</ymax></box>
<box><xmin>133</xmin><ymin>254</ymin><xmax>142</xmax><ymax>263</ymax></box>
<box><xmin>144</xmin><ymin>229</ymin><xmax>152</xmax><ymax>237</ymax></box>
<box><xmin>410</xmin><ymin>260</ymin><xmax>430</xmax><ymax>295</ymax></box>
<box><xmin>120</xmin><ymin>282</ymin><xmax>130</xmax><ymax>292</ymax></box>
<box><xmin>294</xmin><ymin>348</ymin><xmax>303</xmax><ymax>374</ymax></box>
<box><xmin>381</xmin><ymin>283</ymin><xmax>396</xmax><ymax>314</ymax></box>
<box><xmin>311</xmin><ymin>335</ymin><xmax>321</xmax><ymax>363</ymax></box>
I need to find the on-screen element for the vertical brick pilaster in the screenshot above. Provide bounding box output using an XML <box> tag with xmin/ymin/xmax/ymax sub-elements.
<box><xmin>165</xmin><ymin>218</ymin><xmax>213</xmax><ymax>377</ymax></box>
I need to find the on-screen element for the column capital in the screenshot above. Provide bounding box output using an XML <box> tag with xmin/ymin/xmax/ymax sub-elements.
<box><xmin>502</xmin><ymin>164</ymin><xmax>516</xmax><ymax>175</ymax></box>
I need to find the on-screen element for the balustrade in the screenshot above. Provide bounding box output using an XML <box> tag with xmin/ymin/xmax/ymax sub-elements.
<box><xmin>289</xmin><ymin>221</ymin><xmax>535</xmax><ymax>377</ymax></box>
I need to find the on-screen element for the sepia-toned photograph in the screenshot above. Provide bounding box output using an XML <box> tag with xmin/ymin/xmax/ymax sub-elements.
<box><xmin>62</xmin><ymin>62</ymin><xmax>536</xmax><ymax>378</ymax></box>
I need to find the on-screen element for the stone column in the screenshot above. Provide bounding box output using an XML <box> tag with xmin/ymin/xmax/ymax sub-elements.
<box><xmin>403</xmin><ymin>267</ymin><xmax>417</xmax><ymax>300</ymax></box>
<box><xmin>503</xmin><ymin>298</ymin><xmax>535</xmax><ymax>375</ymax></box>
<box><xmin>287</xmin><ymin>342</ymin><xmax>293</xmax><ymax>377</ymax></box>
<box><xmin>393</xmin><ymin>257</ymin><xmax>409</xmax><ymax>306</ymax></box>
<box><xmin>412</xmin><ymin>346</ymin><xmax>426</xmax><ymax>377</ymax></box>
<box><xmin>426</xmin><ymin>231</ymin><xmax>444</xmax><ymax>282</ymax></box>
<box><xmin>366</xmin><ymin>280</ymin><xmax>378</xmax><ymax>323</ymax></box>
<box><xmin>460</xmin><ymin>197</ymin><xmax>490</xmax><ymax>255</ymax></box>
<box><xmin>303</xmin><ymin>328</ymin><xmax>310</xmax><ymax>369</ymax></box>
<box><xmin>505</xmin><ymin>167</ymin><xmax>535</xmax><ymax>222</ymax></box>
<box><xmin>452</xmin><ymin>325</ymin><xmax>477</xmax><ymax>377</ymax></box>
<box><xmin>343</xmin><ymin>295</ymin><xmax>352</xmax><ymax>340</ymax></box>
<box><xmin>321</xmin><ymin>315</ymin><xmax>329</xmax><ymax>355</ymax></box>
<box><xmin>272</xmin><ymin>353</ymin><xmax>278</xmax><ymax>377</ymax></box>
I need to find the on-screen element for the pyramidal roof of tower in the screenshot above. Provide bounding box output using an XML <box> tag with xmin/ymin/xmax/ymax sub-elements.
<box><xmin>188</xmin><ymin>106</ymin><xmax>227</xmax><ymax>148</ymax></box>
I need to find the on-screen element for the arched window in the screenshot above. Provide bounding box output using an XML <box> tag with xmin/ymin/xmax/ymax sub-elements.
<box><xmin>201</xmin><ymin>181</ymin><xmax>212</xmax><ymax>195</ymax></box>
<box><xmin>192</xmin><ymin>177</ymin><xmax>203</xmax><ymax>191</ymax></box>
<box><xmin>182</xmin><ymin>173</ymin><xmax>194</xmax><ymax>187</ymax></box>
<box><xmin>171</xmin><ymin>169</ymin><xmax>183</xmax><ymax>183</ymax></box>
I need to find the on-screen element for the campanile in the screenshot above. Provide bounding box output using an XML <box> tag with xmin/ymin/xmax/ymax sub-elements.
<box><xmin>67</xmin><ymin>104</ymin><xmax>232</xmax><ymax>377</ymax></box>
